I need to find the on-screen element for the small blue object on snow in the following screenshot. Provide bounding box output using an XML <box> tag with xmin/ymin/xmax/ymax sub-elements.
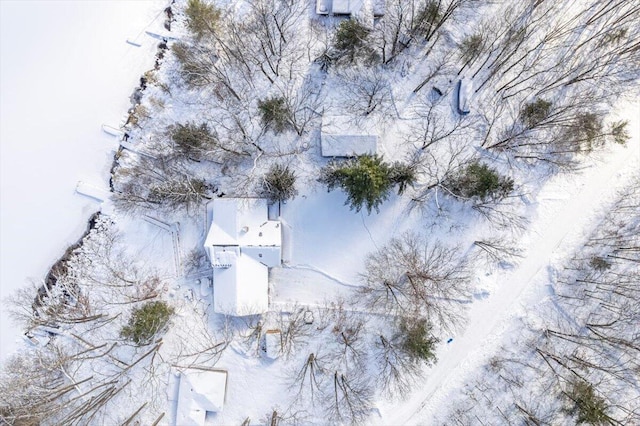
<box><xmin>447</xmin><ymin>338</ymin><xmax>454</xmax><ymax>344</ymax></box>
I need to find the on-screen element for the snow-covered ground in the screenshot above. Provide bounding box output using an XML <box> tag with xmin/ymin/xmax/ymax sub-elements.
<box><xmin>2</xmin><ymin>1</ymin><xmax>638</xmax><ymax>424</ymax></box>
<box><xmin>377</xmin><ymin>101</ymin><xmax>640</xmax><ymax>424</ymax></box>
<box><xmin>0</xmin><ymin>0</ymin><xmax>166</xmax><ymax>361</ymax></box>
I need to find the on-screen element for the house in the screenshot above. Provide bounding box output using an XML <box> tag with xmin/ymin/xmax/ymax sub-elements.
<box><xmin>320</xmin><ymin>115</ymin><xmax>378</xmax><ymax>157</ymax></box>
<box><xmin>175</xmin><ymin>368</ymin><xmax>228</xmax><ymax>426</ymax></box>
<box><xmin>204</xmin><ymin>198</ymin><xmax>281</xmax><ymax>316</ymax></box>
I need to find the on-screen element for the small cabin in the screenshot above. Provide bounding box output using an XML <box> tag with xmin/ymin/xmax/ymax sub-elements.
<box><xmin>320</xmin><ymin>115</ymin><xmax>378</xmax><ymax>157</ymax></box>
<box><xmin>175</xmin><ymin>368</ymin><xmax>228</xmax><ymax>425</ymax></box>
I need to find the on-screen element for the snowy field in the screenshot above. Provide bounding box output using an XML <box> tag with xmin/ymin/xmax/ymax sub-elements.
<box><xmin>0</xmin><ymin>0</ymin><xmax>166</xmax><ymax>361</ymax></box>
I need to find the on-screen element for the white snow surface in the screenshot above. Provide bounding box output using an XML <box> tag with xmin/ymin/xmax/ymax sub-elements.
<box><xmin>378</xmin><ymin>101</ymin><xmax>640</xmax><ymax>424</ymax></box>
<box><xmin>0</xmin><ymin>0</ymin><xmax>167</xmax><ymax>361</ymax></box>
<box><xmin>1</xmin><ymin>0</ymin><xmax>639</xmax><ymax>424</ymax></box>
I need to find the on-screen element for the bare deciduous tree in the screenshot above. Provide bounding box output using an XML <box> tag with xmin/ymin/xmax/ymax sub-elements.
<box><xmin>336</xmin><ymin>67</ymin><xmax>395</xmax><ymax>123</ymax></box>
<box><xmin>359</xmin><ymin>232</ymin><xmax>470</xmax><ymax>332</ymax></box>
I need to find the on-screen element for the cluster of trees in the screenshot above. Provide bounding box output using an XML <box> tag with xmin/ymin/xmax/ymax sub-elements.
<box><xmin>281</xmin><ymin>300</ymin><xmax>444</xmax><ymax>424</ymax></box>
<box><xmin>464</xmin><ymin>0</ymin><xmax>638</xmax><ymax>166</ymax></box>
<box><xmin>442</xmin><ymin>178</ymin><xmax>640</xmax><ymax>425</ymax></box>
<box><xmin>249</xmin><ymin>233</ymin><xmax>468</xmax><ymax>422</ymax></box>
<box><xmin>359</xmin><ymin>232</ymin><xmax>470</xmax><ymax>332</ymax></box>
<box><xmin>1</xmin><ymin>218</ymin><xmax>176</xmax><ymax>425</ymax></box>
<box><xmin>12</xmin><ymin>0</ymin><xmax>637</xmax><ymax>424</ymax></box>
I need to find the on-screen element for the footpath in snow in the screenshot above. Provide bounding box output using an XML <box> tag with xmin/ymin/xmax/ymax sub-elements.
<box><xmin>378</xmin><ymin>102</ymin><xmax>640</xmax><ymax>425</ymax></box>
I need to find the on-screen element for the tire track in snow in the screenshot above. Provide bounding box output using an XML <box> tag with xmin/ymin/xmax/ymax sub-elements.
<box><xmin>385</xmin><ymin>126</ymin><xmax>640</xmax><ymax>425</ymax></box>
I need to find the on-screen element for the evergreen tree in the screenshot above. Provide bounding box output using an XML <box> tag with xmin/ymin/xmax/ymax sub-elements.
<box><xmin>320</xmin><ymin>154</ymin><xmax>415</xmax><ymax>214</ymax></box>
<box><xmin>399</xmin><ymin>318</ymin><xmax>439</xmax><ymax>364</ymax></box>
<box><xmin>185</xmin><ymin>0</ymin><xmax>221</xmax><ymax>40</ymax></box>
<box><xmin>261</xmin><ymin>164</ymin><xmax>298</xmax><ymax>203</ymax></box>
<box><xmin>171</xmin><ymin>122</ymin><xmax>213</xmax><ymax>160</ymax></box>
<box><xmin>521</xmin><ymin>98</ymin><xmax>552</xmax><ymax>128</ymax></box>
<box><xmin>445</xmin><ymin>161</ymin><xmax>513</xmax><ymax>201</ymax></box>
<box><xmin>334</xmin><ymin>19</ymin><xmax>372</xmax><ymax>63</ymax></box>
<box><xmin>121</xmin><ymin>301</ymin><xmax>174</xmax><ymax>346</ymax></box>
<box><xmin>566</xmin><ymin>380</ymin><xmax>611</xmax><ymax>425</ymax></box>
<box><xmin>258</xmin><ymin>96</ymin><xmax>292</xmax><ymax>134</ymax></box>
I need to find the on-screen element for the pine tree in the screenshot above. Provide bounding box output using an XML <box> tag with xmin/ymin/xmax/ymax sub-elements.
<box><xmin>258</xmin><ymin>96</ymin><xmax>291</xmax><ymax>134</ymax></box>
<box><xmin>334</xmin><ymin>19</ymin><xmax>372</xmax><ymax>63</ymax></box>
<box><xmin>445</xmin><ymin>161</ymin><xmax>513</xmax><ymax>201</ymax></box>
<box><xmin>399</xmin><ymin>318</ymin><xmax>439</xmax><ymax>364</ymax></box>
<box><xmin>121</xmin><ymin>301</ymin><xmax>174</xmax><ymax>346</ymax></box>
<box><xmin>184</xmin><ymin>0</ymin><xmax>221</xmax><ymax>40</ymax></box>
<box><xmin>320</xmin><ymin>155</ymin><xmax>414</xmax><ymax>214</ymax></box>
<box><xmin>261</xmin><ymin>164</ymin><xmax>298</xmax><ymax>203</ymax></box>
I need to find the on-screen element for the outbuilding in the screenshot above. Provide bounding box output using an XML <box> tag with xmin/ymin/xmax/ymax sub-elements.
<box><xmin>175</xmin><ymin>368</ymin><xmax>228</xmax><ymax>426</ymax></box>
<box><xmin>320</xmin><ymin>115</ymin><xmax>378</xmax><ymax>157</ymax></box>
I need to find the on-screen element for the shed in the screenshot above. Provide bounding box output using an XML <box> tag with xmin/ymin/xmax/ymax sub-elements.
<box><xmin>175</xmin><ymin>368</ymin><xmax>228</xmax><ymax>426</ymax></box>
<box><xmin>320</xmin><ymin>115</ymin><xmax>378</xmax><ymax>157</ymax></box>
<box><xmin>321</xmin><ymin>134</ymin><xmax>378</xmax><ymax>157</ymax></box>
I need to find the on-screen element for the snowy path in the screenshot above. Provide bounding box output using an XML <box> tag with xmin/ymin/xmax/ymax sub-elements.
<box><xmin>382</xmin><ymin>123</ymin><xmax>640</xmax><ymax>424</ymax></box>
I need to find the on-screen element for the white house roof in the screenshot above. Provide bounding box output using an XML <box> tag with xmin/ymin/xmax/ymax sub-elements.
<box><xmin>321</xmin><ymin>134</ymin><xmax>378</xmax><ymax>157</ymax></box>
<box><xmin>332</xmin><ymin>0</ymin><xmax>351</xmax><ymax>14</ymax></box>
<box><xmin>176</xmin><ymin>369</ymin><xmax>227</xmax><ymax>426</ymax></box>
<box><xmin>212</xmin><ymin>250</ymin><xmax>269</xmax><ymax>316</ymax></box>
<box><xmin>205</xmin><ymin>198</ymin><xmax>281</xmax><ymax>316</ymax></box>
<box><xmin>316</xmin><ymin>0</ymin><xmax>378</xmax><ymax>16</ymax></box>
<box><xmin>321</xmin><ymin>115</ymin><xmax>378</xmax><ymax>157</ymax></box>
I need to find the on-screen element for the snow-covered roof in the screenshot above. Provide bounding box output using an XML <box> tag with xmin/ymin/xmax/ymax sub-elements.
<box><xmin>176</xmin><ymin>369</ymin><xmax>227</xmax><ymax>426</ymax></box>
<box><xmin>321</xmin><ymin>134</ymin><xmax>378</xmax><ymax>157</ymax></box>
<box><xmin>212</xmin><ymin>248</ymin><xmax>269</xmax><ymax>315</ymax></box>
<box><xmin>205</xmin><ymin>199</ymin><xmax>280</xmax><ymax>249</ymax></box>
<box><xmin>204</xmin><ymin>199</ymin><xmax>282</xmax><ymax>316</ymax></box>
<box><xmin>332</xmin><ymin>0</ymin><xmax>351</xmax><ymax>14</ymax></box>
<box><xmin>321</xmin><ymin>115</ymin><xmax>378</xmax><ymax>157</ymax></box>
